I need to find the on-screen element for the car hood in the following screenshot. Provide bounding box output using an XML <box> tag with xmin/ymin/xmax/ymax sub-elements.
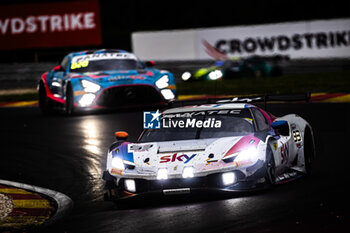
<box><xmin>70</xmin><ymin>69</ymin><xmax>161</xmax><ymax>85</ymax></box>
<box><xmin>115</xmin><ymin>134</ymin><xmax>263</xmax><ymax>177</ymax></box>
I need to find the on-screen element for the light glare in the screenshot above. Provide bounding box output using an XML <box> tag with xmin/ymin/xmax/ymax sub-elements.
<box><xmin>222</xmin><ymin>172</ymin><xmax>236</xmax><ymax>186</ymax></box>
<box><xmin>182</xmin><ymin>166</ymin><xmax>194</xmax><ymax>178</ymax></box>
<box><xmin>79</xmin><ymin>93</ymin><xmax>95</xmax><ymax>106</ymax></box>
<box><xmin>161</xmin><ymin>89</ymin><xmax>175</xmax><ymax>100</ymax></box>
<box><xmin>208</xmin><ymin>70</ymin><xmax>223</xmax><ymax>80</ymax></box>
<box><xmin>81</xmin><ymin>80</ymin><xmax>101</xmax><ymax>92</ymax></box>
<box><xmin>124</xmin><ymin>179</ymin><xmax>136</xmax><ymax>192</ymax></box>
<box><xmin>155</xmin><ymin>75</ymin><xmax>169</xmax><ymax>89</ymax></box>
<box><xmin>181</xmin><ymin>72</ymin><xmax>191</xmax><ymax>81</ymax></box>
<box><xmin>157</xmin><ymin>168</ymin><xmax>168</xmax><ymax>180</ymax></box>
<box><xmin>111</xmin><ymin>157</ymin><xmax>125</xmax><ymax>170</ymax></box>
<box><xmin>238</xmin><ymin>147</ymin><xmax>257</xmax><ymax>160</ymax></box>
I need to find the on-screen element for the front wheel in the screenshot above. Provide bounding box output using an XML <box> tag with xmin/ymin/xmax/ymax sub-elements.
<box><xmin>65</xmin><ymin>83</ymin><xmax>75</xmax><ymax>115</ymax></box>
<box><xmin>38</xmin><ymin>81</ymin><xmax>51</xmax><ymax>114</ymax></box>
<box><xmin>265</xmin><ymin>145</ymin><xmax>276</xmax><ymax>185</ymax></box>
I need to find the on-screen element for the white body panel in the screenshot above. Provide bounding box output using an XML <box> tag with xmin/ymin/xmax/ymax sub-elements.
<box><xmin>106</xmin><ymin>104</ymin><xmax>313</xmax><ymax>186</ymax></box>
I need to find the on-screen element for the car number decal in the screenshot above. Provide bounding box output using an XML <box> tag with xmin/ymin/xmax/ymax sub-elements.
<box><xmin>70</xmin><ymin>60</ymin><xmax>89</xmax><ymax>70</ymax></box>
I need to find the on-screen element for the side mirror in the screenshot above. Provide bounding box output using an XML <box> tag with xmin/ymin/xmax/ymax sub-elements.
<box><xmin>115</xmin><ymin>131</ymin><xmax>128</xmax><ymax>140</ymax></box>
<box><xmin>53</xmin><ymin>65</ymin><xmax>64</xmax><ymax>72</ymax></box>
<box><xmin>271</xmin><ymin>120</ymin><xmax>289</xmax><ymax>136</ymax></box>
<box><xmin>145</xmin><ymin>60</ymin><xmax>155</xmax><ymax>67</ymax></box>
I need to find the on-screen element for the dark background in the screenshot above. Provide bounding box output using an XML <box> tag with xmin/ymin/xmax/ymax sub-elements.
<box><xmin>1</xmin><ymin>0</ymin><xmax>350</xmax><ymax>62</ymax></box>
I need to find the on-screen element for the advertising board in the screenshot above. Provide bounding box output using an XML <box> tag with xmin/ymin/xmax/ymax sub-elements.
<box><xmin>0</xmin><ymin>0</ymin><xmax>101</xmax><ymax>50</ymax></box>
<box><xmin>132</xmin><ymin>18</ymin><xmax>350</xmax><ymax>60</ymax></box>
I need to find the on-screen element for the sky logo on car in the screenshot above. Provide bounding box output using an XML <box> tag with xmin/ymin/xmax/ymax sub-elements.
<box><xmin>143</xmin><ymin>110</ymin><xmax>161</xmax><ymax>129</ymax></box>
<box><xmin>160</xmin><ymin>153</ymin><xmax>197</xmax><ymax>164</ymax></box>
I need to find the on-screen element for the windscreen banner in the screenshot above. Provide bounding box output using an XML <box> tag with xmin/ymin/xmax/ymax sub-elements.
<box><xmin>0</xmin><ymin>0</ymin><xmax>101</xmax><ymax>50</ymax></box>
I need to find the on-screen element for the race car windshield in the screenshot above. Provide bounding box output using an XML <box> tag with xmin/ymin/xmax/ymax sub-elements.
<box><xmin>199</xmin><ymin>115</ymin><xmax>254</xmax><ymax>139</ymax></box>
<box><xmin>139</xmin><ymin>109</ymin><xmax>255</xmax><ymax>142</ymax></box>
<box><xmin>69</xmin><ymin>59</ymin><xmax>142</xmax><ymax>72</ymax></box>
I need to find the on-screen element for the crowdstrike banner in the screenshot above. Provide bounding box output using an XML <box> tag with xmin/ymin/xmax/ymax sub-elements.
<box><xmin>0</xmin><ymin>0</ymin><xmax>101</xmax><ymax>50</ymax></box>
<box><xmin>197</xmin><ymin>18</ymin><xmax>350</xmax><ymax>59</ymax></box>
<box><xmin>132</xmin><ymin>18</ymin><xmax>350</xmax><ymax>60</ymax></box>
<box><xmin>0</xmin><ymin>14</ymin><xmax>96</xmax><ymax>35</ymax></box>
<box><xmin>214</xmin><ymin>31</ymin><xmax>350</xmax><ymax>54</ymax></box>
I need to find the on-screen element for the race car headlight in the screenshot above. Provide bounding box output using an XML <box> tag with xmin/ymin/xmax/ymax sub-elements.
<box><xmin>81</xmin><ymin>80</ymin><xmax>101</xmax><ymax>93</ymax></box>
<box><xmin>157</xmin><ymin>168</ymin><xmax>168</xmax><ymax>180</ymax></box>
<box><xmin>124</xmin><ymin>179</ymin><xmax>136</xmax><ymax>193</ymax></box>
<box><xmin>181</xmin><ymin>72</ymin><xmax>191</xmax><ymax>81</ymax></box>
<box><xmin>182</xmin><ymin>166</ymin><xmax>194</xmax><ymax>178</ymax></box>
<box><xmin>208</xmin><ymin>70</ymin><xmax>223</xmax><ymax>80</ymax></box>
<box><xmin>161</xmin><ymin>89</ymin><xmax>175</xmax><ymax>100</ymax></box>
<box><xmin>155</xmin><ymin>75</ymin><xmax>169</xmax><ymax>89</ymax></box>
<box><xmin>79</xmin><ymin>93</ymin><xmax>96</xmax><ymax>107</ymax></box>
<box><xmin>222</xmin><ymin>172</ymin><xmax>236</xmax><ymax>186</ymax></box>
<box><xmin>233</xmin><ymin>147</ymin><xmax>258</xmax><ymax>167</ymax></box>
<box><xmin>52</xmin><ymin>81</ymin><xmax>61</xmax><ymax>87</ymax></box>
<box><xmin>111</xmin><ymin>157</ymin><xmax>125</xmax><ymax>170</ymax></box>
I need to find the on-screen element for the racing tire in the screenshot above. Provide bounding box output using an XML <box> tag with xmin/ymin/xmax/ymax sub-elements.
<box><xmin>265</xmin><ymin>145</ymin><xmax>276</xmax><ymax>185</ymax></box>
<box><xmin>303</xmin><ymin>127</ymin><xmax>315</xmax><ymax>176</ymax></box>
<box><xmin>103</xmin><ymin>171</ymin><xmax>118</xmax><ymax>202</ymax></box>
<box><xmin>38</xmin><ymin>81</ymin><xmax>51</xmax><ymax>114</ymax></box>
<box><xmin>104</xmin><ymin>186</ymin><xmax>117</xmax><ymax>202</ymax></box>
<box><xmin>65</xmin><ymin>83</ymin><xmax>75</xmax><ymax>115</ymax></box>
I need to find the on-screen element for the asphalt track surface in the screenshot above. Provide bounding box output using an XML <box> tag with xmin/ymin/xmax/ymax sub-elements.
<box><xmin>0</xmin><ymin>103</ymin><xmax>349</xmax><ymax>233</ymax></box>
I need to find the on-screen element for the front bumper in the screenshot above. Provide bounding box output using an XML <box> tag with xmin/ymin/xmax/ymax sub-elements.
<box><xmin>71</xmin><ymin>84</ymin><xmax>174</xmax><ymax>112</ymax></box>
<box><xmin>95</xmin><ymin>84</ymin><xmax>168</xmax><ymax>108</ymax></box>
<box><xmin>103</xmin><ymin>170</ymin><xmax>267</xmax><ymax>201</ymax></box>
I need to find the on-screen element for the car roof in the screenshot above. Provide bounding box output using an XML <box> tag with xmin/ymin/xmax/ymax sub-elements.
<box><xmin>163</xmin><ymin>103</ymin><xmax>255</xmax><ymax>114</ymax></box>
<box><xmin>68</xmin><ymin>49</ymin><xmax>132</xmax><ymax>58</ymax></box>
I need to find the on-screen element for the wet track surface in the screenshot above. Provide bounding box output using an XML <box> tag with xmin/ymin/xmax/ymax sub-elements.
<box><xmin>0</xmin><ymin>103</ymin><xmax>349</xmax><ymax>233</ymax></box>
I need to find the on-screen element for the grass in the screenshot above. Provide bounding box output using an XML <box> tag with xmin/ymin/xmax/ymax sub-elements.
<box><xmin>0</xmin><ymin>92</ymin><xmax>38</xmax><ymax>102</ymax></box>
<box><xmin>176</xmin><ymin>71</ymin><xmax>350</xmax><ymax>95</ymax></box>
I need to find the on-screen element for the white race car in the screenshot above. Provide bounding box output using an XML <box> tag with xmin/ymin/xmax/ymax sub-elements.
<box><xmin>103</xmin><ymin>102</ymin><xmax>315</xmax><ymax>201</ymax></box>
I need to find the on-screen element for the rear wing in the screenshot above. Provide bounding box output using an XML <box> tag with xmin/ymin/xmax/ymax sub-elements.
<box><xmin>171</xmin><ymin>92</ymin><xmax>311</xmax><ymax>109</ymax></box>
<box><xmin>216</xmin><ymin>92</ymin><xmax>311</xmax><ymax>103</ymax></box>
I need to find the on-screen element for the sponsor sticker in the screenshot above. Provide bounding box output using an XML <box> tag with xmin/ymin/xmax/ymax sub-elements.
<box><xmin>160</xmin><ymin>153</ymin><xmax>197</xmax><ymax>164</ymax></box>
<box><xmin>71</xmin><ymin>52</ymin><xmax>137</xmax><ymax>63</ymax></box>
<box><xmin>273</xmin><ymin>143</ymin><xmax>277</xmax><ymax>151</ymax></box>
<box><xmin>70</xmin><ymin>60</ymin><xmax>89</xmax><ymax>70</ymax></box>
<box><xmin>129</xmin><ymin>144</ymin><xmax>153</xmax><ymax>152</ymax></box>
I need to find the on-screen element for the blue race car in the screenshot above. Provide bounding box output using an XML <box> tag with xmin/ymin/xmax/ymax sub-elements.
<box><xmin>38</xmin><ymin>49</ymin><xmax>177</xmax><ymax>114</ymax></box>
